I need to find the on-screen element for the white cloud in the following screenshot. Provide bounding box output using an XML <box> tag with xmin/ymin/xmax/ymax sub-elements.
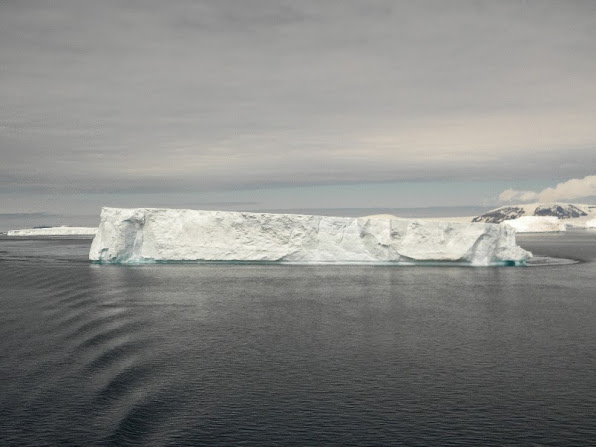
<box><xmin>538</xmin><ymin>175</ymin><xmax>596</xmax><ymax>202</ymax></box>
<box><xmin>499</xmin><ymin>175</ymin><xmax>596</xmax><ymax>203</ymax></box>
<box><xmin>498</xmin><ymin>189</ymin><xmax>538</xmax><ymax>203</ymax></box>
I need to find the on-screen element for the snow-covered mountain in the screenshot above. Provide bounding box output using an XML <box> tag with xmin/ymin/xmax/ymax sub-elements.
<box><xmin>473</xmin><ymin>203</ymin><xmax>596</xmax><ymax>226</ymax></box>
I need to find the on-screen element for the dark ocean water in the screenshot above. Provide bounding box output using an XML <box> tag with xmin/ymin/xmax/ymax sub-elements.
<box><xmin>1</xmin><ymin>232</ymin><xmax>595</xmax><ymax>446</ymax></box>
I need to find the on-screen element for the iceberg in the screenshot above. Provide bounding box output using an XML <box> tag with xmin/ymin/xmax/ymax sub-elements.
<box><xmin>7</xmin><ymin>226</ymin><xmax>98</xmax><ymax>237</ymax></box>
<box><xmin>89</xmin><ymin>208</ymin><xmax>531</xmax><ymax>265</ymax></box>
<box><xmin>502</xmin><ymin>216</ymin><xmax>566</xmax><ymax>233</ymax></box>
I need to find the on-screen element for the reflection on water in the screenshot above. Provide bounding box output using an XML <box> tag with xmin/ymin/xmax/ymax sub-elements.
<box><xmin>0</xmin><ymin>233</ymin><xmax>595</xmax><ymax>445</ymax></box>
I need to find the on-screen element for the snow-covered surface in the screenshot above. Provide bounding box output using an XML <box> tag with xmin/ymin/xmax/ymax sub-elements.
<box><xmin>586</xmin><ymin>219</ymin><xmax>596</xmax><ymax>229</ymax></box>
<box><xmin>89</xmin><ymin>207</ymin><xmax>531</xmax><ymax>265</ymax></box>
<box><xmin>7</xmin><ymin>226</ymin><xmax>97</xmax><ymax>237</ymax></box>
<box><xmin>417</xmin><ymin>216</ymin><xmax>476</xmax><ymax>223</ymax></box>
<box><xmin>363</xmin><ymin>214</ymin><xmax>400</xmax><ymax>220</ymax></box>
<box><xmin>502</xmin><ymin>216</ymin><xmax>566</xmax><ymax>233</ymax></box>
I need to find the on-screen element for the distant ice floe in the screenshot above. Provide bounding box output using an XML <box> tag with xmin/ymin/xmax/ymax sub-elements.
<box><xmin>6</xmin><ymin>226</ymin><xmax>97</xmax><ymax>237</ymax></box>
<box><xmin>89</xmin><ymin>207</ymin><xmax>531</xmax><ymax>266</ymax></box>
<box><xmin>502</xmin><ymin>216</ymin><xmax>566</xmax><ymax>233</ymax></box>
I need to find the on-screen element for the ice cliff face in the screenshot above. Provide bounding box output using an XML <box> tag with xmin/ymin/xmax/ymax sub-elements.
<box><xmin>502</xmin><ymin>216</ymin><xmax>566</xmax><ymax>233</ymax></box>
<box><xmin>7</xmin><ymin>226</ymin><xmax>97</xmax><ymax>236</ymax></box>
<box><xmin>89</xmin><ymin>208</ymin><xmax>531</xmax><ymax>265</ymax></box>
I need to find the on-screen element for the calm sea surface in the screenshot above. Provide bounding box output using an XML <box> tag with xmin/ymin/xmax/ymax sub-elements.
<box><xmin>1</xmin><ymin>232</ymin><xmax>595</xmax><ymax>446</ymax></box>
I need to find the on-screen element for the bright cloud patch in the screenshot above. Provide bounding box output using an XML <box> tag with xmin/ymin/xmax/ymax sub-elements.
<box><xmin>499</xmin><ymin>175</ymin><xmax>596</xmax><ymax>203</ymax></box>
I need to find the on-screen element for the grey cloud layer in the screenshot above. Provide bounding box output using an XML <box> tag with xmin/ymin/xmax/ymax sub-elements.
<box><xmin>2</xmin><ymin>0</ymin><xmax>596</xmax><ymax>193</ymax></box>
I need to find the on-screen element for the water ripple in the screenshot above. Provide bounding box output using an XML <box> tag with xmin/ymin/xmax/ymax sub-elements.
<box><xmin>1</xmin><ymin>235</ymin><xmax>596</xmax><ymax>445</ymax></box>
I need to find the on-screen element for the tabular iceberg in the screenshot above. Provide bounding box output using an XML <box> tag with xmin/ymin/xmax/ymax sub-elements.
<box><xmin>89</xmin><ymin>208</ymin><xmax>531</xmax><ymax>265</ymax></box>
<box><xmin>7</xmin><ymin>226</ymin><xmax>98</xmax><ymax>237</ymax></box>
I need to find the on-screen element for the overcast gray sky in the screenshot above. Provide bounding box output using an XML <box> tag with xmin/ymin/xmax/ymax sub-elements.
<box><xmin>1</xmin><ymin>0</ymin><xmax>595</xmax><ymax>214</ymax></box>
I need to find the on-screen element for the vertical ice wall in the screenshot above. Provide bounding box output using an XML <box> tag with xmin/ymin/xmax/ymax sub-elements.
<box><xmin>89</xmin><ymin>208</ymin><xmax>531</xmax><ymax>265</ymax></box>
